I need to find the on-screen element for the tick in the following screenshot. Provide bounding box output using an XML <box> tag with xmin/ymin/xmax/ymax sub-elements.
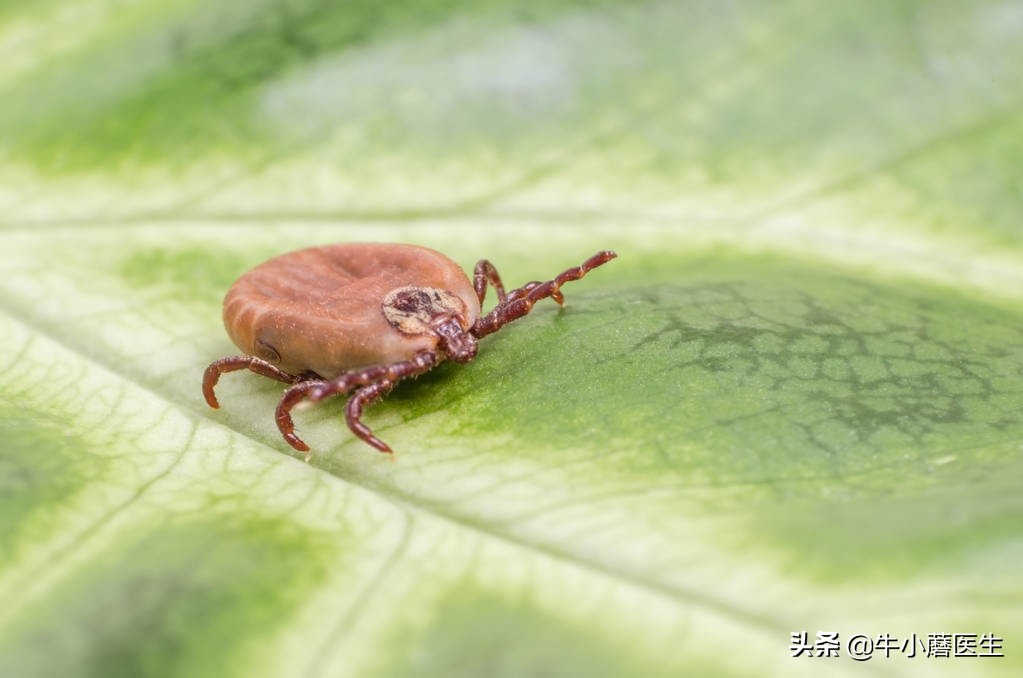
<box><xmin>202</xmin><ymin>243</ymin><xmax>616</xmax><ymax>458</ymax></box>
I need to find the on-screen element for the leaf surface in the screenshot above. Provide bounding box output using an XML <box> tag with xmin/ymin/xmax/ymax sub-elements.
<box><xmin>1</xmin><ymin>2</ymin><xmax>1021</xmax><ymax>676</ymax></box>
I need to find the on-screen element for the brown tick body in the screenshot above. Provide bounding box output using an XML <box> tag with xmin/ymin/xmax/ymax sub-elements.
<box><xmin>203</xmin><ymin>242</ymin><xmax>616</xmax><ymax>459</ymax></box>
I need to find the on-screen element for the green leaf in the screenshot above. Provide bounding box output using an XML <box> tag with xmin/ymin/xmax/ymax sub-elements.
<box><xmin>1</xmin><ymin>1</ymin><xmax>1021</xmax><ymax>676</ymax></box>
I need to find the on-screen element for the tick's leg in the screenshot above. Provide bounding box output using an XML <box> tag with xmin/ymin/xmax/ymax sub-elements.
<box><xmin>306</xmin><ymin>351</ymin><xmax>439</xmax><ymax>404</ymax></box>
<box><xmin>345</xmin><ymin>380</ymin><xmax>396</xmax><ymax>453</ymax></box>
<box><xmin>472</xmin><ymin>250</ymin><xmax>617</xmax><ymax>339</ymax></box>
<box><xmin>203</xmin><ymin>355</ymin><xmax>300</xmax><ymax>408</ymax></box>
<box><xmin>504</xmin><ymin>280</ymin><xmax>552</xmax><ymax>304</ymax></box>
<box><xmin>274</xmin><ymin>379</ymin><xmax>328</xmax><ymax>457</ymax></box>
<box><xmin>473</xmin><ymin>259</ymin><xmax>507</xmax><ymax>306</ymax></box>
<box><xmin>274</xmin><ymin>351</ymin><xmax>439</xmax><ymax>456</ymax></box>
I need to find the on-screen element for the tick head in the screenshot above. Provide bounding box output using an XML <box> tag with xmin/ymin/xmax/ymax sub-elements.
<box><xmin>382</xmin><ymin>285</ymin><xmax>478</xmax><ymax>363</ymax></box>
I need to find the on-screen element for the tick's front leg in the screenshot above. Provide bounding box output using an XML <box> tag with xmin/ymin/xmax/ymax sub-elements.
<box><xmin>472</xmin><ymin>250</ymin><xmax>617</xmax><ymax>339</ymax></box>
<box><xmin>473</xmin><ymin>259</ymin><xmax>508</xmax><ymax>306</ymax></box>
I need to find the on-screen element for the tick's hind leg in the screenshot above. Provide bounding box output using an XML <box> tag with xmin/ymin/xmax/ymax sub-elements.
<box><xmin>472</xmin><ymin>250</ymin><xmax>617</xmax><ymax>339</ymax></box>
<box><xmin>203</xmin><ymin>355</ymin><xmax>302</xmax><ymax>408</ymax></box>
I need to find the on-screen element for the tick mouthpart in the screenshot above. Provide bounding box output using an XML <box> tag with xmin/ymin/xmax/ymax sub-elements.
<box><xmin>434</xmin><ymin>317</ymin><xmax>478</xmax><ymax>364</ymax></box>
